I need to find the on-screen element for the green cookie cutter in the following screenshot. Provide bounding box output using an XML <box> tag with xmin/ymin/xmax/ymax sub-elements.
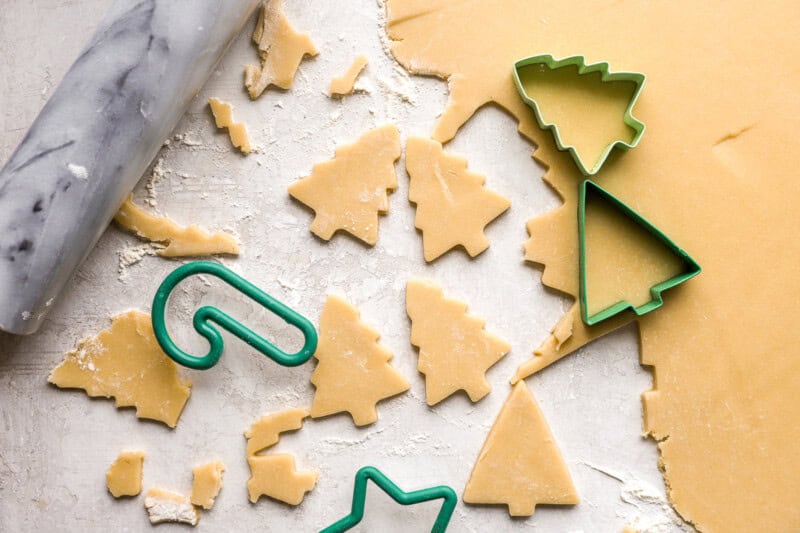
<box><xmin>151</xmin><ymin>260</ymin><xmax>318</xmax><ymax>370</ymax></box>
<box><xmin>321</xmin><ymin>466</ymin><xmax>457</xmax><ymax>533</ymax></box>
<box><xmin>579</xmin><ymin>180</ymin><xmax>701</xmax><ymax>326</ymax></box>
<box><xmin>513</xmin><ymin>54</ymin><xmax>646</xmax><ymax>176</ymax></box>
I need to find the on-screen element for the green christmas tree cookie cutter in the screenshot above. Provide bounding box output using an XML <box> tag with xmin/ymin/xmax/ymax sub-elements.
<box><xmin>151</xmin><ymin>260</ymin><xmax>318</xmax><ymax>370</ymax></box>
<box><xmin>321</xmin><ymin>466</ymin><xmax>457</xmax><ymax>533</ymax></box>
<box><xmin>513</xmin><ymin>54</ymin><xmax>646</xmax><ymax>176</ymax></box>
<box><xmin>579</xmin><ymin>180</ymin><xmax>701</xmax><ymax>326</ymax></box>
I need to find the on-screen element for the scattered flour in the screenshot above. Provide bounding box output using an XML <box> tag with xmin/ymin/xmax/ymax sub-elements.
<box><xmin>67</xmin><ymin>163</ymin><xmax>88</xmax><ymax>180</ymax></box>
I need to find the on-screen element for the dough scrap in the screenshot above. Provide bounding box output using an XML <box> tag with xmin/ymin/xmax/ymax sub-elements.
<box><xmin>329</xmin><ymin>55</ymin><xmax>368</xmax><ymax>96</ymax></box>
<box><xmin>247</xmin><ymin>454</ymin><xmax>318</xmax><ymax>505</ymax></box>
<box><xmin>516</xmin><ymin>61</ymin><xmax>638</xmax><ymax>173</ymax></box>
<box><xmin>406</xmin><ymin>279</ymin><xmax>510</xmax><ymax>405</ymax></box>
<box><xmin>245</xmin><ymin>407</ymin><xmax>309</xmax><ymax>456</ymax></box>
<box><xmin>191</xmin><ymin>461</ymin><xmax>225</xmax><ymax>510</ymax></box>
<box><xmin>310</xmin><ymin>295</ymin><xmax>410</xmax><ymax>426</ymax></box>
<box><xmin>106</xmin><ymin>450</ymin><xmax>144</xmax><ymax>498</ymax></box>
<box><xmin>405</xmin><ymin>136</ymin><xmax>510</xmax><ymax>261</ymax></box>
<box><xmin>387</xmin><ymin>1</ymin><xmax>800</xmax><ymax>529</ymax></box>
<box><xmin>208</xmin><ymin>97</ymin><xmax>251</xmax><ymax>154</ymax></box>
<box><xmin>114</xmin><ymin>196</ymin><xmax>240</xmax><ymax>257</ymax></box>
<box><xmin>48</xmin><ymin>310</ymin><xmax>191</xmax><ymax>428</ymax></box>
<box><xmin>463</xmin><ymin>381</ymin><xmax>578</xmax><ymax>516</ymax></box>
<box><xmin>288</xmin><ymin>124</ymin><xmax>401</xmax><ymax>246</ymax></box>
<box><xmin>144</xmin><ymin>488</ymin><xmax>199</xmax><ymax>526</ymax></box>
<box><xmin>245</xmin><ymin>0</ymin><xmax>318</xmax><ymax>99</ymax></box>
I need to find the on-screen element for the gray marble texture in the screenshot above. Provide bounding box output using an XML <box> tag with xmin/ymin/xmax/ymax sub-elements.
<box><xmin>0</xmin><ymin>0</ymin><xmax>259</xmax><ymax>335</ymax></box>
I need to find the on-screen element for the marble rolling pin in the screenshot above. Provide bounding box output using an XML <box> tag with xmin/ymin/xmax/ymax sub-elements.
<box><xmin>0</xmin><ymin>0</ymin><xmax>260</xmax><ymax>335</ymax></box>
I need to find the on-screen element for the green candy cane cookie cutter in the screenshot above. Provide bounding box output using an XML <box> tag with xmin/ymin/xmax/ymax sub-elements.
<box><xmin>513</xmin><ymin>54</ymin><xmax>647</xmax><ymax>176</ymax></box>
<box><xmin>151</xmin><ymin>261</ymin><xmax>317</xmax><ymax>370</ymax></box>
<box><xmin>321</xmin><ymin>466</ymin><xmax>457</xmax><ymax>533</ymax></box>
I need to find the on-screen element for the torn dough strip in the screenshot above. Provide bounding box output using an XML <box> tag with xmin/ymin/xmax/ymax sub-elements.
<box><xmin>247</xmin><ymin>454</ymin><xmax>318</xmax><ymax>505</ymax></box>
<box><xmin>114</xmin><ymin>196</ymin><xmax>239</xmax><ymax>257</ymax></box>
<box><xmin>329</xmin><ymin>55</ymin><xmax>368</xmax><ymax>96</ymax></box>
<box><xmin>48</xmin><ymin>310</ymin><xmax>191</xmax><ymax>428</ymax></box>
<box><xmin>245</xmin><ymin>0</ymin><xmax>318</xmax><ymax>98</ymax></box>
<box><xmin>208</xmin><ymin>97</ymin><xmax>251</xmax><ymax>154</ymax></box>
<box><xmin>245</xmin><ymin>407</ymin><xmax>309</xmax><ymax>456</ymax></box>
<box><xmin>144</xmin><ymin>488</ymin><xmax>199</xmax><ymax>526</ymax></box>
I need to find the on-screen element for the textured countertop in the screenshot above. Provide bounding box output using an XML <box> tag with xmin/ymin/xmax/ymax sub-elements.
<box><xmin>0</xmin><ymin>1</ymin><xmax>686</xmax><ymax>531</ymax></box>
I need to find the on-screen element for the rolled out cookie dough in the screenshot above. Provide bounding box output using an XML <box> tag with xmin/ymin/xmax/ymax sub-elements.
<box><xmin>208</xmin><ymin>97</ymin><xmax>251</xmax><ymax>154</ymax></box>
<box><xmin>245</xmin><ymin>0</ymin><xmax>317</xmax><ymax>99</ymax></box>
<box><xmin>289</xmin><ymin>124</ymin><xmax>401</xmax><ymax>246</ymax></box>
<box><xmin>463</xmin><ymin>381</ymin><xmax>578</xmax><ymax>516</ymax></box>
<box><xmin>310</xmin><ymin>295</ymin><xmax>410</xmax><ymax>426</ymax></box>
<box><xmin>387</xmin><ymin>1</ymin><xmax>800</xmax><ymax>529</ymax></box>
<box><xmin>106</xmin><ymin>450</ymin><xmax>144</xmax><ymax>498</ymax></box>
<box><xmin>245</xmin><ymin>407</ymin><xmax>309</xmax><ymax>456</ymax></box>
<box><xmin>114</xmin><ymin>196</ymin><xmax>240</xmax><ymax>257</ymax></box>
<box><xmin>144</xmin><ymin>488</ymin><xmax>199</xmax><ymax>526</ymax></box>
<box><xmin>48</xmin><ymin>310</ymin><xmax>191</xmax><ymax>428</ymax></box>
<box><xmin>329</xmin><ymin>55</ymin><xmax>368</xmax><ymax>96</ymax></box>
<box><xmin>405</xmin><ymin>136</ymin><xmax>510</xmax><ymax>262</ymax></box>
<box><xmin>406</xmin><ymin>279</ymin><xmax>510</xmax><ymax>405</ymax></box>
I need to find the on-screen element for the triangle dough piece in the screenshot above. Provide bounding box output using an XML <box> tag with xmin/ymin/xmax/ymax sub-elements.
<box><xmin>463</xmin><ymin>381</ymin><xmax>578</xmax><ymax>516</ymax></box>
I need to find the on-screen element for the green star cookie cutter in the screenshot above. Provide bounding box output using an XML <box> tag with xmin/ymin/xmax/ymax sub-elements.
<box><xmin>151</xmin><ymin>260</ymin><xmax>318</xmax><ymax>370</ymax></box>
<box><xmin>579</xmin><ymin>180</ymin><xmax>701</xmax><ymax>326</ymax></box>
<box><xmin>321</xmin><ymin>466</ymin><xmax>457</xmax><ymax>533</ymax></box>
<box><xmin>513</xmin><ymin>54</ymin><xmax>646</xmax><ymax>176</ymax></box>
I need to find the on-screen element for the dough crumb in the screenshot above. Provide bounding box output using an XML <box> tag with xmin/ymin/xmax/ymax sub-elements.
<box><xmin>288</xmin><ymin>124</ymin><xmax>401</xmax><ymax>246</ymax></box>
<box><xmin>106</xmin><ymin>450</ymin><xmax>144</xmax><ymax>498</ymax></box>
<box><xmin>247</xmin><ymin>454</ymin><xmax>318</xmax><ymax>505</ymax></box>
<box><xmin>144</xmin><ymin>488</ymin><xmax>199</xmax><ymax>526</ymax></box>
<box><xmin>191</xmin><ymin>461</ymin><xmax>225</xmax><ymax>510</ymax></box>
<box><xmin>245</xmin><ymin>0</ymin><xmax>318</xmax><ymax>99</ymax></box>
<box><xmin>245</xmin><ymin>407</ymin><xmax>309</xmax><ymax>456</ymax></box>
<box><xmin>114</xmin><ymin>196</ymin><xmax>239</xmax><ymax>257</ymax></box>
<box><xmin>329</xmin><ymin>55</ymin><xmax>368</xmax><ymax>96</ymax></box>
<box><xmin>405</xmin><ymin>136</ymin><xmax>510</xmax><ymax>262</ymax></box>
<box><xmin>48</xmin><ymin>310</ymin><xmax>192</xmax><ymax>428</ymax></box>
<box><xmin>406</xmin><ymin>279</ymin><xmax>510</xmax><ymax>405</ymax></box>
<box><xmin>208</xmin><ymin>98</ymin><xmax>251</xmax><ymax>154</ymax></box>
<box><xmin>463</xmin><ymin>382</ymin><xmax>578</xmax><ymax>516</ymax></box>
<box><xmin>310</xmin><ymin>295</ymin><xmax>409</xmax><ymax>426</ymax></box>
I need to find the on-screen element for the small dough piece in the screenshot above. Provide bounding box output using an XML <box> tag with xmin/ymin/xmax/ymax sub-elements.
<box><xmin>49</xmin><ymin>310</ymin><xmax>191</xmax><ymax>428</ymax></box>
<box><xmin>405</xmin><ymin>136</ymin><xmax>510</xmax><ymax>262</ymax></box>
<box><xmin>247</xmin><ymin>454</ymin><xmax>318</xmax><ymax>505</ymax></box>
<box><xmin>144</xmin><ymin>488</ymin><xmax>199</xmax><ymax>526</ymax></box>
<box><xmin>245</xmin><ymin>0</ymin><xmax>318</xmax><ymax>99</ymax></box>
<box><xmin>310</xmin><ymin>295</ymin><xmax>410</xmax><ymax>426</ymax></box>
<box><xmin>329</xmin><ymin>55</ymin><xmax>368</xmax><ymax>96</ymax></box>
<box><xmin>191</xmin><ymin>461</ymin><xmax>225</xmax><ymax>510</ymax></box>
<box><xmin>208</xmin><ymin>97</ymin><xmax>251</xmax><ymax>154</ymax></box>
<box><xmin>288</xmin><ymin>125</ymin><xmax>401</xmax><ymax>246</ymax></box>
<box><xmin>245</xmin><ymin>407</ymin><xmax>309</xmax><ymax>456</ymax></box>
<box><xmin>114</xmin><ymin>196</ymin><xmax>240</xmax><ymax>257</ymax></box>
<box><xmin>463</xmin><ymin>382</ymin><xmax>578</xmax><ymax>516</ymax></box>
<box><xmin>406</xmin><ymin>279</ymin><xmax>510</xmax><ymax>405</ymax></box>
<box><xmin>106</xmin><ymin>450</ymin><xmax>144</xmax><ymax>498</ymax></box>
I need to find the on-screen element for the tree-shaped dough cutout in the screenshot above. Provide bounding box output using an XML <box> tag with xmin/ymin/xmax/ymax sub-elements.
<box><xmin>406</xmin><ymin>279</ymin><xmax>510</xmax><ymax>405</ymax></box>
<box><xmin>310</xmin><ymin>295</ymin><xmax>410</xmax><ymax>426</ymax></box>
<box><xmin>464</xmin><ymin>381</ymin><xmax>578</xmax><ymax>516</ymax></box>
<box><xmin>405</xmin><ymin>136</ymin><xmax>510</xmax><ymax>262</ymax></box>
<box><xmin>289</xmin><ymin>124</ymin><xmax>401</xmax><ymax>246</ymax></box>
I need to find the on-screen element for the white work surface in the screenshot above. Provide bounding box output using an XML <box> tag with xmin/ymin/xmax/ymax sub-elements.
<box><xmin>0</xmin><ymin>1</ymin><xmax>689</xmax><ymax>531</ymax></box>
